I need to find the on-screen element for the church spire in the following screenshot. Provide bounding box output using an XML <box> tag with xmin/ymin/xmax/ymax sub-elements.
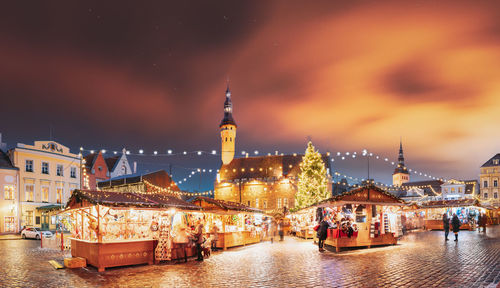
<box><xmin>220</xmin><ymin>84</ymin><xmax>236</xmax><ymax>127</ymax></box>
<box><xmin>398</xmin><ymin>137</ymin><xmax>405</xmax><ymax>166</ymax></box>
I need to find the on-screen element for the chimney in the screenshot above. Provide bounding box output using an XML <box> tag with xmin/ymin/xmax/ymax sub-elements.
<box><xmin>133</xmin><ymin>161</ymin><xmax>137</xmax><ymax>174</ymax></box>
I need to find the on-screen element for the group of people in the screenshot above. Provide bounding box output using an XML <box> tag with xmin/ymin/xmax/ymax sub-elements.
<box><xmin>442</xmin><ymin>212</ymin><xmax>487</xmax><ymax>241</ymax></box>
<box><xmin>173</xmin><ymin>220</ymin><xmax>223</xmax><ymax>263</ymax></box>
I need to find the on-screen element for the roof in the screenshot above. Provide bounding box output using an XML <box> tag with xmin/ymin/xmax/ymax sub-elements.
<box><xmin>191</xmin><ymin>196</ymin><xmax>263</xmax><ymax>213</ymax></box>
<box><xmin>105</xmin><ymin>156</ymin><xmax>120</xmax><ymax>172</ymax></box>
<box><xmin>481</xmin><ymin>153</ymin><xmax>500</xmax><ymax>167</ymax></box>
<box><xmin>36</xmin><ymin>204</ymin><xmax>64</xmax><ymax>211</ymax></box>
<box><xmin>97</xmin><ymin>170</ymin><xmax>180</xmax><ymax>191</ymax></box>
<box><xmin>313</xmin><ymin>185</ymin><xmax>405</xmax><ymax>208</ymax></box>
<box><xmin>393</xmin><ymin>165</ymin><xmax>409</xmax><ymax>175</ymax></box>
<box><xmin>0</xmin><ymin>150</ymin><xmax>17</xmax><ymax>170</ymax></box>
<box><xmin>83</xmin><ymin>153</ymin><xmax>98</xmax><ymax>169</ymax></box>
<box><xmin>66</xmin><ymin>189</ymin><xmax>201</xmax><ymax>210</ymax></box>
<box><xmin>420</xmin><ymin>199</ymin><xmax>479</xmax><ymax>208</ymax></box>
<box><xmin>219</xmin><ymin>154</ymin><xmax>331</xmax><ymax>181</ymax></box>
<box><xmin>399</xmin><ymin>180</ymin><xmax>443</xmax><ymax>197</ymax></box>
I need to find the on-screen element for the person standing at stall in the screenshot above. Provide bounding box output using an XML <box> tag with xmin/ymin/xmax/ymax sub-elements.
<box><xmin>442</xmin><ymin>213</ymin><xmax>450</xmax><ymax>241</ymax></box>
<box><xmin>194</xmin><ymin>220</ymin><xmax>205</xmax><ymax>261</ymax></box>
<box><xmin>451</xmin><ymin>213</ymin><xmax>461</xmax><ymax>241</ymax></box>
<box><xmin>278</xmin><ymin>220</ymin><xmax>284</xmax><ymax>241</ymax></box>
<box><xmin>210</xmin><ymin>224</ymin><xmax>219</xmax><ymax>251</ymax></box>
<box><xmin>317</xmin><ymin>216</ymin><xmax>329</xmax><ymax>252</ymax></box>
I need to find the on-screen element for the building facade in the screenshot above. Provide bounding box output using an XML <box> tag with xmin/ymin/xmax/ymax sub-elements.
<box><xmin>480</xmin><ymin>153</ymin><xmax>500</xmax><ymax>206</ymax></box>
<box><xmin>9</xmin><ymin>141</ymin><xmax>80</xmax><ymax>230</ymax></box>
<box><xmin>83</xmin><ymin>151</ymin><xmax>109</xmax><ymax>190</ymax></box>
<box><xmin>440</xmin><ymin>179</ymin><xmax>478</xmax><ymax>200</ymax></box>
<box><xmin>392</xmin><ymin>140</ymin><xmax>410</xmax><ymax>186</ymax></box>
<box><xmin>0</xmin><ymin>149</ymin><xmax>19</xmax><ymax>234</ymax></box>
<box><xmin>105</xmin><ymin>148</ymin><xmax>133</xmax><ymax>179</ymax></box>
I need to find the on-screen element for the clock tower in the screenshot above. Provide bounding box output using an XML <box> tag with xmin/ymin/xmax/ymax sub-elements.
<box><xmin>220</xmin><ymin>85</ymin><xmax>237</xmax><ymax>165</ymax></box>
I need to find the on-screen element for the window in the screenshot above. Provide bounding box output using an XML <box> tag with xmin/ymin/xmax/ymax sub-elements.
<box><xmin>494</xmin><ymin>159</ymin><xmax>499</xmax><ymax>165</ymax></box>
<box><xmin>4</xmin><ymin>185</ymin><xmax>15</xmax><ymax>200</ymax></box>
<box><xmin>494</xmin><ymin>180</ymin><xmax>498</xmax><ymax>187</ymax></box>
<box><xmin>25</xmin><ymin>184</ymin><xmax>34</xmax><ymax>202</ymax></box>
<box><xmin>98</xmin><ymin>166</ymin><xmax>102</xmax><ymax>171</ymax></box>
<box><xmin>484</xmin><ymin>193</ymin><xmax>488</xmax><ymax>199</ymax></box>
<box><xmin>51</xmin><ymin>216</ymin><xmax>57</xmax><ymax>225</ymax></box>
<box><xmin>35</xmin><ymin>216</ymin><xmax>40</xmax><ymax>225</ymax></box>
<box><xmin>122</xmin><ymin>164</ymin><xmax>127</xmax><ymax>174</ymax></box>
<box><xmin>247</xmin><ymin>200</ymin><xmax>251</xmax><ymax>206</ymax></box>
<box><xmin>283</xmin><ymin>198</ymin><xmax>288</xmax><ymax>208</ymax></box>
<box><xmin>41</xmin><ymin>186</ymin><xmax>49</xmax><ymax>202</ymax></box>
<box><xmin>25</xmin><ymin>160</ymin><xmax>33</xmax><ymax>172</ymax></box>
<box><xmin>56</xmin><ymin>187</ymin><xmax>63</xmax><ymax>204</ymax></box>
<box><xmin>458</xmin><ymin>187</ymin><xmax>462</xmax><ymax>193</ymax></box>
<box><xmin>277</xmin><ymin>198</ymin><xmax>282</xmax><ymax>209</ymax></box>
<box><xmin>42</xmin><ymin>162</ymin><xmax>49</xmax><ymax>174</ymax></box>
<box><xmin>255</xmin><ymin>198</ymin><xmax>259</xmax><ymax>208</ymax></box>
<box><xmin>25</xmin><ymin>211</ymin><xmax>33</xmax><ymax>226</ymax></box>
<box><xmin>4</xmin><ymin>216</ymin><xmax>15</xmax><ymax>232</ymax></box>
<box><xmin>70</xmin><ymin>167</ymin><xmax>77</xmax><ymax>178</ymax></box>
<box><xmin>263</xmin><ymin>200</ymin><xmax>267</xmax><ymax>209</ymax></box>
<box><xmin>494</xmin><ymin>192</ymin><xmax>498</xmax><ymax>199</ymax></box>
<box><xmin>484</xmin><ymin>180</ymin><xmax>488</xmax><ymax>188</ymax></box>
<box><xmin>56</xmin><ymin>164</ymin><xmax>63</xmax><ymax>176</ymax></box>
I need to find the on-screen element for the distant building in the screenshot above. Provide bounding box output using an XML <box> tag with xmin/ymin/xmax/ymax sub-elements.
<box><xmin>0</xmin><ymin>149</ymin><xmax>19</xmax><ymax>233</ymax></box>
<box><xmin>83</xmin><ymin>151</ymin><xmax>109</xmax><ymax>190</ymax></box>
<box><xmin>392</xmin><ymin>140</ymin><xmax>410</xmax><ymax>186</ymax></box>
<box><xmin>105</xmin><ymin>148</ymin><xmax>133</xmax><ymax>178</ymax></box>
<box><xmin>98</xmin><ymin>170</ymin><xmax>180</xmax><ymax>197</ymax></box>
<box><xmin>9</xmin><ymin>141</ymin><xmax>80</xmax><ymax>230</ymax></box>
<box><xmin>397</xmin><ymin>180</ymin><xmax>443</xmax><ymax>203</ymax></box>
<box><xmin>213</xmin><ymin>86</ymin><xmax>331</xmax><ymax>212</ymax></box>
<box><xmin>332</xmin><ymin>178</ymin><xmax>350</xmax><ymax>196</ymax></box>
<box><xmin>440</xmin><ymin>179</ymin><xmax>479</xmax><ymax>200</ymax></box>
<box><xmin>480</xmin><ymin>154</ymin><xmax>500</xmax><ymax>205</ymax></box>
<box><xmin>0</xmin><ymin>133</ymin><xmax>7</xmax><ymax>151</ymax></box>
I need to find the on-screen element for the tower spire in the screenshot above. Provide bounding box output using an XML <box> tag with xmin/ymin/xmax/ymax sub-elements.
<box><xmin>220</xmin><ymin>83</ymin><xmax>237</xmax><ymax>165</ymax></box>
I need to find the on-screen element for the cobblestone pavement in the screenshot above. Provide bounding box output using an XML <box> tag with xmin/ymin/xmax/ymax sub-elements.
<box><xmin>0</xmin><ymin>227</ymin><xmax>499</xmax><ymax>288</ymax></box>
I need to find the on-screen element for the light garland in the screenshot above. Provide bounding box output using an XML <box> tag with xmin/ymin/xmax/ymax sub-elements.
<box><xmin>143</xmin><ymin>180</ymin><xmax>213</xmax><ymax>197</ymax></box>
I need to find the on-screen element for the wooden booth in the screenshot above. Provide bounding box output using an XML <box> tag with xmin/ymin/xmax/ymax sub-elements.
<box><xmin>63</xmin><ymin>189</ymin><xmax>203</xmax><ymax>272</ymax></box>
<box><xmin>420</xmin><ymin>199</ymin><xmax>487</xmax><ymax>230</ymax></box>
<box><xmin>191</xmin><ymin>197</ymin><xmax>264</xmax><ymax>250</ymax></box>
<box><xmin>312</xmin><ymin>186</ymin><xmax>405</xmax><ymax>252</ymax></box>
<box><xmin>288</xmin><ymin>207</ymin><xmax>317</xmax><ymax>239</ymax></box>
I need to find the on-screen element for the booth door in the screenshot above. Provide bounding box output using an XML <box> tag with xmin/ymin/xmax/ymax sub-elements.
<box><xmin>41</xmin><ymin>213</ymin><xmax>49</xmax><ymax>230</ymax></box>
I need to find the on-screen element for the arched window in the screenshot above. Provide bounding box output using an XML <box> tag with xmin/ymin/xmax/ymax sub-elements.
<box><xmin>225</xmin><ymin>137</ymin><xmax>227</xmax><ymax>142</ymax></box>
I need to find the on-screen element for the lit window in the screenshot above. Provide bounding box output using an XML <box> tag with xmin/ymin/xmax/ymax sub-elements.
<box><xmin>41</xmin><ymin>186</ymin><xmax>49</xmax><ymax>202</ymax></box>
<box><xmin>25</xmin><ymin>211</ymin><xmax>33</xmax><ymax>226</ymax></box>
<box><xmin>70</xmin><ymin>167</ymin><xmax>77</xmax><ymax>178</ymax></box>
<box><xmin>255</xmin><ymin>198</ymin><xmax>259</xmax><ymax>208</ymax></box>
<box><xmin>57</xmin><ymin>164</ymin><xmax>63</xmax><ymax>176</ymax></box>
<box><xmin>4</xmin><ymin>185</ymin><xmax>15</xmax><ymax>200</ymax></box>
<box><xmin>56</xmin><ymin>188</ymin><xmax>63</xmax><ymax>204</ymax></box>
<box><xmin>25</xmin><ymin>160</ymin><xmax>33</xmax><ymax>172</ymax></box>
<box><xmin>42</xmin><ymin>162</ymin><xmax>49</xmax><ymax>174</ymax></box>
<box><xmin>277</xmin><ymin>198</ymin><xmax>282</xmax><ymax>209</ymax></box>
<box><xmin>263</xmin><ymin>200</ymin><xmax>267</xmax><ymax>209</ymax></box>
<box><xmin>494</xmin><ymin>159</ymin><xmax>499</xmax><ymax>165</ymax></box>
<box><xmin>283</xmin><ymin>198</ymin><xmax>288</xmax><ymax>207</ymax></box>
<box><xmin>25</xmin><ymin>185</ymin><xmax>34</xmax><ymax>202</ymax></box>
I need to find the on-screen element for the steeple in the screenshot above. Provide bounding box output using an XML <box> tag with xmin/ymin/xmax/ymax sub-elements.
<box><xmin>398</xmin><ymin>138</ymin><xmax>405</xmax><ymax>166</ymax></box>
<box><xmin>392</xmin><ymin>138</ymin><xmax>409</xmax><ymax>186</ymax></box>
<box><xmin>220</xmin><ymin>84</ymin><xmax>237</xmax><ymax>127</ymax></box>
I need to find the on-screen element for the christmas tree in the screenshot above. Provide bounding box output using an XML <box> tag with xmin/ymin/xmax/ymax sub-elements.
<box><xmin>295</xmin><ymin>141</ymin><xmax>329</xmax><ymax>209</ymax></box>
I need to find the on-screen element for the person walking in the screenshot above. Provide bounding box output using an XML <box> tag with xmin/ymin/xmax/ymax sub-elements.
<box><xmin>479</xmin><ymin>213</ymin><xmax>487</xmax><ymax>233</ymax></box>
<box><xmin>270</xmin><ymin>220</ymin><xmax>277</xmax><ymax>243</ymax></box>
<box><xmin>451</xmin><ymin>213</ymin><xmax>461</xmax><ymax>242</ymax></box>
<box><xmin>317</xmin><ymin>216</ymin><xmax>329</xmax><ymax>252</ymax></box>
<box><xmin>210</xmin><ymin>224</ymin><xmax>219</xmax><ymax>251</ymax></box>
<box><xmin>278</xmin><ymin>220</ymin><xmax>284</xmax><ymax>241</ymax></box>
<box><xmin>442</xmin><ymin>213</ymin><xmax>450</xmax><ymax>241</ymax></box>
<box><xmin>194</xmin><ymin>220</ymin><xmax>204</xmax><ymax>261</ymax></box>
<box><xmin>477</xmin><ymin>213</ymin><xmax>482</xmax><ymax>232</ymax></box>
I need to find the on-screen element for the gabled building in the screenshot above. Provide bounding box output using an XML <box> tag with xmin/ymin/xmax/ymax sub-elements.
<box><xmin>397</xmin><ymin>180</ymin><xmax>443</xmax><ymax>203</ymax></box>
<box><xmin>105</xmin><ymin>148</ymin><xmax>133</xmax><ymax>179</ymax></box>
<box><xmin>82</xmin><ymin>151</ymin><xmax>109</xmax><ymax>190</ymax></box>
<box><xmin>480</xmin><ymin>153</ymin><xmax>500</xmax><ymax>205</ymax></box>
<box><xmin>0</xmin><ymin>149</ymin><xmax>19</xmax><ymax>233</ymax></box>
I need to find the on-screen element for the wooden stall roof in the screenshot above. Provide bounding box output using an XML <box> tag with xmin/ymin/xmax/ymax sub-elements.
<box><xmin>191</xmin><ymin>196</ymin><xmax>263</xmax><ymax>214</ymax></box>
<box><xmin>65</xmin><ymin>189</ymin><xmax>202</xmax><ymax>211</ymax></box>
<box><xmin>314</xmin><ymin>185</ymin><xmax>406</xmax><ymax>208</ymax></box>
<box><xmin>419</xmin><ymin>199</ymin><xmax>480</xmax><ymax>209</ymax></box>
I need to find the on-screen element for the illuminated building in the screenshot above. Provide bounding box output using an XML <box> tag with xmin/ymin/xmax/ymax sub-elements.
<box><xmin>392</xmin><ymin>140</ymin><xmax>410</xmax><ymax>186</ymax></box>
<box><xmin>479</xmin><ymin>153</ymin><xmax>500</xmax><ymax>205</ymax></box>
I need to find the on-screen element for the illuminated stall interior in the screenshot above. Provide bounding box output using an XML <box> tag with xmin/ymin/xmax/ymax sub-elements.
<box><xmin>63</xmin><ymin>189</ymin><xmax>202</xmax><ymax>271</ymax></box>
<box><xmin>419</xmin><ymin>199</ymin><xmax>487</xmax><ymax>230</ymax></box>
<box><xmin>191</xmin><ymin>196</ymin><xmax>264</xmax><ymax>249</ymax></box>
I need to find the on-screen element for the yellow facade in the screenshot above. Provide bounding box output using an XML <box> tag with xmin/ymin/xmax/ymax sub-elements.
<box><xmin>9</xmin><ymin>141</ymin><xmax>81</xmax><ymax>231</ymax></box>
<box><xmin>220</xmin><ymin>124</ymin><xmax>236</xmax><ymax>165</ymax></box>
<box><xmin>392</xmin><ymin>172</ymin><xmax>410</xmax><ymax>187</ymax></box>
<box><xmin>0</xmin><ymin>168</ymin><xmax>19</xmax><ymax>233</ymax></box>
<box><xmin>480</xmin><ymin>166</ymin><xmax>500</xmax><ymax>206</ymax></box>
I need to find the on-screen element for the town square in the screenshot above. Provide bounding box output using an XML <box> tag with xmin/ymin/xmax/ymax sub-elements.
<box><xmin>0</xmin><ymin>1</ymin><xmax>499</xmax><ymax>288</ymax></box>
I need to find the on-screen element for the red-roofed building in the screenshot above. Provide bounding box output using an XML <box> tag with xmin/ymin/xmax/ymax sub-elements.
<box><xmin>83</xmin><ymin>151</ymin><xmax>109</xmax><ymax>190</ymax></box>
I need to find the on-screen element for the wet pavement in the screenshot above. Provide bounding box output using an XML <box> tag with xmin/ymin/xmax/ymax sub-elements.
<box><xmin>0</xmin><ymin>227</ymin><xmax>499</xmax><ymax>288</ymax></box>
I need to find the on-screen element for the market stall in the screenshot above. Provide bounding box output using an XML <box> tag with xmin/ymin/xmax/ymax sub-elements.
<box><xmin>62</xmin><ymin>189</ymin><xmax>202</xmax><ymax>271</ymax></box>
<box><xmin>401</xmin><ymin>204</ymin><xmax>425</xmax><ymax>232</ymax></box>
<box><xmin>288</xmin><ymin>207</ymin><xmax>316</xmax><ymax>239</ymax></box>
<box><xmin>420</xmin><ymin>199</ymin><xmax>486</xmax><ymax>230</ymax></box>
<box><xmin>191</xmin><ymin>197</ymin><xmax>264</xmax><ymax>250</ymax></box>
<box><xmin>308</xmin><ymin>186</ymin><xmax>405</xmax><ymax>252</ymax></box>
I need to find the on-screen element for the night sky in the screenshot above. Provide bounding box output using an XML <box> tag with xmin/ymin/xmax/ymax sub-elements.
<box><xmin>1</xmin><ymin>1</ymin><xmax>499</xmax><ymax>191</ymax></box>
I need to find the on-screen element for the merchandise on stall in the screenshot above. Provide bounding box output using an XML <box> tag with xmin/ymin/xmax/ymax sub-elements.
<box><xmin>420</xmin><ymin>199</ymin><xmax>487</xmax><ymax>230</ymax></box>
